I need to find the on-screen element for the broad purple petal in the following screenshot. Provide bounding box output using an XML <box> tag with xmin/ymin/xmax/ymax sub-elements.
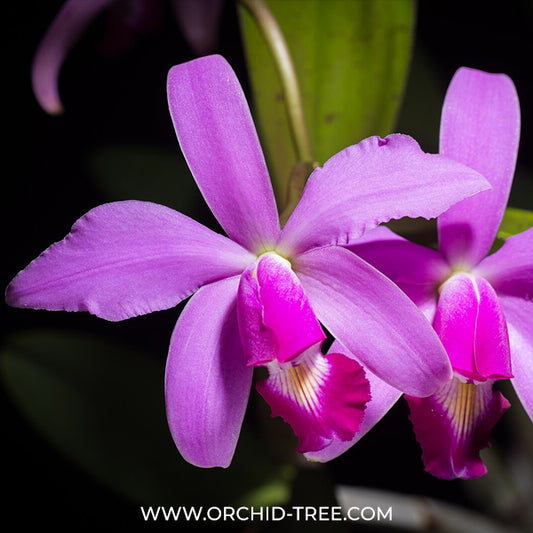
<box><xmin>6</xmin><ymin>201</ymin><xmax>254</xmax><ymax>321</ymax></box>
<box><xmin>434</xmin><ymin>273</ymin><xmax>512</xmax><ymax>381</ymax></box>
<box><xmin>171</xmin><ymin>0</ymin><xmax>223</xmax><ymax>55</ymax></box>
<box><xmin>278</xmin><ymin>134</ymin><xmax>490</xmax><ymax>256</ymax></box>
<box><xmin>257</xmin><ymin>348</ymin><xmax>370</xmax><ymax>453</ymax></box>
<box><xmin>348</xmin><ymin>226</ymin><xmax>448</xmax><ymax>321</ymax></box>
<box><xmin>498</xmin><ymin>296</ymin><xmax>533</xmax><ymax>422</ymax></box>
<box><xmin>475</xmin><ymin>227</ymin><xmax>533</xmax><ymax>300</ymax></box>
<box><xmin>305</xmin><ymin>340</ymin><xmax>402</xmax><ymax>462</ymax></box>
<box><xmin>31</xmin><ymin>0</ymin><xmax>117</xmax><ymax>114</ymax></box>
<box><xmin>237</xmin><ymin>253</ymin><xmax>325</xmax><ymax>366</ymax></box>
<box><xmin>438</xmin><ymin>67</ymin><xmax>520</xmax><ymax>268</ymax></box>
<box><xmin>167</xmin><ymin>55</ymin><xmax>280</xmax><ymax>253</ymax></box>
<box><xmin>406</xmin><ymin>378</ymin><xmax>510</xmax><ymax>480</ymax></box>
<box><xmin>294</xmin><ymin>246</ymin><xmax>452</xmax><ymax>397</ymax></box>
<box><xmin>165</xmin><ymin>276</ymin><xmax>252</xmax><ymax>467</ymax></box>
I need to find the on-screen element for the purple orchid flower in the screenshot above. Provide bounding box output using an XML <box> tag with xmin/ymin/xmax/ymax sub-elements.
<box><xmin>7</xmin><ymin>55</ymin><xmax>491</xmax><ymax>468</ymax></box>
<box><xmin>32</xmin><ymin>0</ymin><xmax>223</xmax><ymax>114</ymax></box>
<box><xmin>314</xmin><ymin>67</ymin><xmax>531</xmax><ymax>480</ymax></box>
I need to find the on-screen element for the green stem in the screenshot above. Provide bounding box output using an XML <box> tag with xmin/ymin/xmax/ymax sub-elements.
<box><xmin>279</xmin><ymin>161</ymin><xmax>314</xmax><ymax>227</ymax></box>
<box><xmin>238</xmin><ymin>0</ymin><xmax>314</xmax><ymax>165</ymax></box>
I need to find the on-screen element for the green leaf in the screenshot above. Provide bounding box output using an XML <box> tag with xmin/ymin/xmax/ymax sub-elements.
<box><xmin>239</xmin><ymin>0</ymin><xmax>415</xmax><ymax>205</ymax></box>
<box><xmin>1</xmin><ymin>328</ymin><xmax>293</xmax><ymax>506</ymax></box>
<box><xmin>497</xmin><ymin>207</ymin><xmax>533</xmax><ymax>239</ymax></box>
<box><xmin>88</xmin><ymin>144</ymin><xmax>201</xmax><ymax>216</ymax></box>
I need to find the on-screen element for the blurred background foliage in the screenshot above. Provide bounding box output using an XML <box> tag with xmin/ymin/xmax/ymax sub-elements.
<box><xmin>239</xmin><ymin>0</ymin><xmax>415</xmax><ymax>206</ymax></box>
<box><xmin>2</xmin><ymin>0</ymin><xmax>533</xmax><ymax>530</ymax></box>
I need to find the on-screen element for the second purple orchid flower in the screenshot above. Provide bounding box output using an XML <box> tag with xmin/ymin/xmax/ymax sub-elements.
<box><xmin>326</xmin><ymin>67</ymin><xmax>532</xmax><ymax>480</ymax></box>
<box><xmin>7</xmin><ymin>55</ymin><xmax>491</xmax><ymax>468</ymax></box>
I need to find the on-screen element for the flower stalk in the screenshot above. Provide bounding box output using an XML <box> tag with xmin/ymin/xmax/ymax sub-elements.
<box><xmin>279</xmin><ymin>161</ymin><xmax>314</xmax><ymax>227</ymax></box>
<box><xmin>238</xmin><ymin>0</ymin><xmax>314</xmax><ymax>169</ymax></box>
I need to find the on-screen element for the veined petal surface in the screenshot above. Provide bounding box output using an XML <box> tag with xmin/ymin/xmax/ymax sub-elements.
<box><xmin>167</xmin><ymin>54</ymin><xmax>280</xmax><ymax>253</ymax></box>
<box><xmin>237</xmin><ymin>253</ymin><xmax>325</xmax><ymax>367</ymax></box>
<box><xmin>294</xmin><ymin>246</ymin><xmax>452</xmax><ymax>397</ymax></box>
<box><xmin>475</xmin><ymin>226</ymin><xmax>533</xmax><ymax>300</ymax></box>
<box><xmin>348</xmin><ymin>226</ymin><xmax>448</xmax><ymax>321</ymax></box>
<box><xmin>6</xmin><ymin>201</ymin><xmax>254</xmax><ymax>321</ymax></box>
<box><xmin>165</xmin><ymin>276</ymin><xmax>252</xmax><ymax>468</ymax></box>
<box><xmin>32</xmin><ymin>0</ymin><xmax>117</xmax><ymax>114</ymax></box>
<box><xmin>257</xmin><ymin>348</ymin><xmax>370</xmax><ymax>453</ymax></box>
<box><xmin>438</xmin><ymin>67</ymin><xmax>520</xmax><ymax>268</ymax></box>
<box><xmin>499</xmin><ymin>296</ymin><xmax>533</xmax><ymax>422</ymax></box>
<box><xmin>406</xmin><ymin>378</ymin><xmax>510</xmax><ymax>480</ymax></box>
<box><xmin>278</xmin><ymin>134</ymin><xmax>490</xmax><ymax>256</ymax></box>
<box><xmin>304</xmin><ymin>340</ymin><xmax>402</xmax><ymax>462</ymax></box>
<box><xmin>434</xmin><ymin>273</ymin><xmax>512</xmax><ymax>381</ymax></box>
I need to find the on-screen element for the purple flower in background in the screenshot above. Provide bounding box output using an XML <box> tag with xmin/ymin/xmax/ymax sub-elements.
<box><xmin>7</xmin><ymin>55</ymin><xmax>490</xmax><ymax>467</ymax></box>
<box><xmin>334</xmin><ymin>67</ymin><xmax>531</xmax><ymax>480</ymax></box>
<box><xmin>32</xmin><ymin>0</ymin><xmax>223</xmax><ymax>114</ymax></box>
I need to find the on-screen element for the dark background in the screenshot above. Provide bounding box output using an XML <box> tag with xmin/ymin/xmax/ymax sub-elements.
<box><xmin>3</xmin><ymin>0</ymin><xmax>532</xmax><ymax>530</ymax></box>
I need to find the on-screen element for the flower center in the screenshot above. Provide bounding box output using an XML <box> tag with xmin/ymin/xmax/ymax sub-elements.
<box><xmin>237</xmin><ymin>251</ymin><xmax>325</xmax><ymax>366</ymax></box>
<box><xmin>254</xmin><ymin>251</ymin><xmax>291</xmax><ymax>274</ymax></box>
<box><xmin>236</xmin><ymin>251</ymin><xmax>370</xmax><ymax>454</ymax></box>
<box><xmin>437</xmin><ymin>267</ymin><xmax>470</xmax><ymax>295</ymax></box>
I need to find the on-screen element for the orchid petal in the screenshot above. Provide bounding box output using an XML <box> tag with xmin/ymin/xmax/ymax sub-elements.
<box><xmin>237</xmin><ymin>253</ymin><xmax>325</xmax><ymax>366</ymax></box>
<box><xmin>406</xmin><ymin>378</ymin><xmax>510</xmax><ymax>480</ymax></box>
<box><xmin>475</xmin><ymin>226</ymin><xmax>533</xmax><ymax>300</ymax></box>
<box><xmin>438</xmin><ymin>67</ymin><xmax>520</xmax><ymax>268</ymax></box>
<box><xmin>498</xmin><ymin>296</ymin><xmax>533</xmax><ymax>422</ymax></box>
<box><xmin>165</xmin><ymin>276</ymin><xmax>252</xmax><ymax>468</ymax></box>
<box><xmin>348</xmin><ymin>226</ymin><xmax>448</xmax><ymax>321</ymax></box>
<box><xmin>434</xmin><ymin>273</ymin><xmax>512</xmax><ymax>381</ymax></box>
<box><xmin>257</xmin><ymin>347</ymin><xmax>370</xmax><ymax>453</ymax></box>
<box><xmin>167</xmin><ymin>55</ymin><xmax>280</xmax><ymax>253</ymax></box>
<box><xmin>6</xmin><ymin>201</ymin><xmax>254</xmax><ymax>321</ymax></box>
<box><xmin>171</xmin><ymin>0</ymin><xmax>223</xmax><ymax>55</ymax></box>
<box><xmin>304</xmin><ymin>340</ymin><xmax>402</xmax><ymax>462</ymax></box>
<box><xmin>294</xmin><ymin>246</ymin><xmax>452</xmax><ymax>397</ymax></box>
<box><xmin>278</xmin><ymin>134</ymin><xmax>490</xmax><ymax>256</ymax></box>
<box><xmin>31</xmin><ymin>0</ymin><xmax>117</xmax><ymax>114</ymax></box>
